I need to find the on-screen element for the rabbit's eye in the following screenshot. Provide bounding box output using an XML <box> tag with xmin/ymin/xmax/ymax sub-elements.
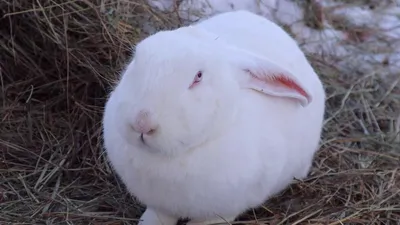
<box><xmin>195</xmin><ymin>71</ymin><xmax>202</xmax><ymax>81</ymax></box>
<box><xmin>189</xmin><ymin>71</ymin><xmax>203</xmax><ymax>89</ymax></box>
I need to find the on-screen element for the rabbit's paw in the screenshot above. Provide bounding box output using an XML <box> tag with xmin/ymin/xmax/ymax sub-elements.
<box><xmin>138</xmin><ymin>208</ymin><xmax>178</xmax><ymax>225</ymax></box>
<box><xmin>187</xmin><ymin>217</ymin><xmax>236</xmax><ymax>225</ymax></box>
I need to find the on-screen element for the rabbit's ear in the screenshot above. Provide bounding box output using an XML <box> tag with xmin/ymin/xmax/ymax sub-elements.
<box><xmin>227</xmin><ymin>48</ymin><xmax>312</xmax><ymax>107</ymax></box>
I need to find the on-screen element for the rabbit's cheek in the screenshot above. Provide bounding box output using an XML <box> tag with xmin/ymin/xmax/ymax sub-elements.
<box><xmin>214</xmin><ymin>100</ymin><xmax>220</xmax><ymax>114</ymax></box>
<box><xmin>215</xmin><ymin>99</ymin><xmax>220</xmax><ymax>107</ymax></box>
<box><xmin>178</xmin><ymin>108</ymin><xmax>190</xmax><ymax>132</ymax></box>
<box><xmin>192</xmin><ymin>94</ymin><xmax>202</xmax><ymax>103</ymax></box>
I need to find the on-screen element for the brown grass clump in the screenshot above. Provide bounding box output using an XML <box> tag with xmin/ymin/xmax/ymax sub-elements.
<box><xmin>1</xmin><ymin>1</ymin><xmax>400</xmax><ymax>224</ymax></box>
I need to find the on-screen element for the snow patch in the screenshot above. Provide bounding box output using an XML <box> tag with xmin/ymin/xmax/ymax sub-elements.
<box><xmin>147</xmin><ymin>0</ymin><xmax>400</xmax><ymax>82</ymax></box>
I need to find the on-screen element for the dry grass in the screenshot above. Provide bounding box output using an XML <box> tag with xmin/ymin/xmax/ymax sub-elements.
<box><xmin>1</xmin><ymin>0</ymin><xmax>400</xmax><ymax>224</ymax></box>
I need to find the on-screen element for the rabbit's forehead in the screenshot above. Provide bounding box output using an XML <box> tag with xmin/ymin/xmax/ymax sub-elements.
<box><xmin>132</xmin><ymin>33</ymin><xmax>219</xmax><ymax>90</ymax></box>
<box><xmin>129</xmin><ymin>61</ymin><xmax>194</xmax><ymax>100</ymax></box>
<box><xmin>135</xmin><ymin>52</ymin><xmax>207</xmax><ymax>83</ymax></box>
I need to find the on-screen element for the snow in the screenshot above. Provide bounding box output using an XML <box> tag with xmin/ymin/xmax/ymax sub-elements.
<box><xmin>146</xmin><ymin>0</ymin><xmax>400</xmax><ymax>82</ymax></box>
<box><xmin>178</xmin><ymin>0</ymin><xmax>270</xmax><ymax>22</ymax></box>
<box><xmin>147</xmin><ymin>0</ymin><xmax>175</xmax><ymax>12</ymax></box>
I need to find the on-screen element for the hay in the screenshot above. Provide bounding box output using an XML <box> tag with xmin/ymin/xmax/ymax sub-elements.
<box><xmin>1</xmin><ymin>0</ymin><xmax>399</xmax><ymax>224</ymax></box>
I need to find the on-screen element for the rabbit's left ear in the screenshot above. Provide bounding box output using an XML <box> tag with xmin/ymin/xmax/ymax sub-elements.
<box><xmin>227</xmin><ymin>47</ymin><xmax>313</xmax><ymax>107</ymax></box>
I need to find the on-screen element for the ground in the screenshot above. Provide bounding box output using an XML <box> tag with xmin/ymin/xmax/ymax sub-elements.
<box><xmin>1</xmin><ymin>0</ymin><xmax>400</xmax><ymax>224</ymax></box>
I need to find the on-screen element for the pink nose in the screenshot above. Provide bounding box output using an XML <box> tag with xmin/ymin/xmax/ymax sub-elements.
<box><xmin>131</xmin><ymin>110</ymin><xmax>157</xmax><ymax>135</ymax></box>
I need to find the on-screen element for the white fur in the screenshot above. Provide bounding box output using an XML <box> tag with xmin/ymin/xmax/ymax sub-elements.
<box><xmin>102</xmin><ymin>10</ymin><xmax>326</xmax><ymax>225</ymax></box>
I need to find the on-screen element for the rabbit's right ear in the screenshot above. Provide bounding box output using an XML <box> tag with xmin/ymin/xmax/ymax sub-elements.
<box><xmin>226</xmin><ymin>47</ymin><xmax>313</xmax><ymax>107</ymax></box>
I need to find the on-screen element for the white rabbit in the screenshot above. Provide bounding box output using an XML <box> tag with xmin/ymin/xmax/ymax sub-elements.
<box><xmin>102</xmin><ymin>10</ymin><xmax>326</xmax><ymax>225</ymax></box>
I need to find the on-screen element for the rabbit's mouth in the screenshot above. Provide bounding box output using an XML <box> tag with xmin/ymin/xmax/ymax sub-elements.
<box><xmin>140</xmin><ymin>133</ymin><xmax>145</xmax><ymax>144</ymax></box>
<box><xmin>138</xmin><ymin>133</ymin><xmax>152</xmax><ymax>148</ymax></box>
<box><xmin>137</xmin><ymin>135</ymin><xmax>161</xmax><ymax>154</ymax></box>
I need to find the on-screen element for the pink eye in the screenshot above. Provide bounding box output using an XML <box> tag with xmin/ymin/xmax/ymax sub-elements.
<box><xmin>195</xmin><ymin>71</ymin><xmax>202</xmax><ymax>82</ymax></box>
<box><xmin>189</xmin><ymin>71</ymin><xmax>203</xmax><ymax>89</ymax></box>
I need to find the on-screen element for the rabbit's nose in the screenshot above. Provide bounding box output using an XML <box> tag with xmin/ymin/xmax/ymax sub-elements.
<box><xmin>131</xmin><ymin>110</ymin><xmax>158</xmax><ymax>135</ymax></box>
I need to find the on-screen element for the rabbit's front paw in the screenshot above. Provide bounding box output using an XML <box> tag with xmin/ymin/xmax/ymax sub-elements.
<box><xmin>138</xmin><ymin>208</ymin><xmax>178</xmax><ymax>225</ymax></box>
<box><xmin>187</xmin><ymin>216</ymin><xmax>236</xmax><ymax>225</ymax></box>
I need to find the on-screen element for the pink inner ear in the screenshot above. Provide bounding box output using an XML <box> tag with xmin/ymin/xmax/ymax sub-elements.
<box><xmin>245</xmin><ymin>69</ymin><xmax>311</xmax><ymax>101</ymax></box>
<box><xmin>271</xmin><ymin>75</ymin><xmax>309</xmax><ymax>99</ymax></box>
